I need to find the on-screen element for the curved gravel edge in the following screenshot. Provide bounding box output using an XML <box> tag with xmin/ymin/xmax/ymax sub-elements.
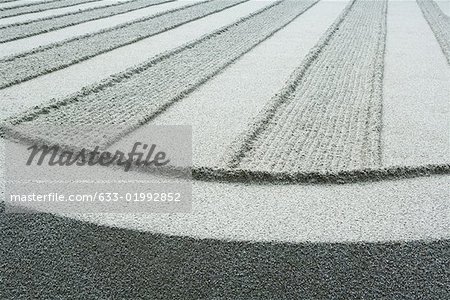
<box><xmin>1</xmin><ymin>212</ymin><xmax>449</xmax><ymax>298</ymax></box>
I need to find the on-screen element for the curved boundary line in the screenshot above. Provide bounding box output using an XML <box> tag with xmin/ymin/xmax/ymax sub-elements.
<box><xmin>1</xmin><ymin>127</ymin><xmax>448</xmax><ymax>185</ymax></box>
<box><xmin>191</xmin><ymin>164</ymin><xmax>450</xmax><ymax>184</ymax></box>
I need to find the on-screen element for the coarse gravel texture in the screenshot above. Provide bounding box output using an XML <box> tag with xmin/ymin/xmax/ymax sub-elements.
<box><xmin>112</xmin><ymin>0</ymin><xmax>352</xmax><ymax>168</ymax></box>
<box><xmin>0</xmin><ymin>0</ymin><xmax>248</xmax><ymax>88</ymax></box>
<box><xmin>0</xmin><ymin>0</ymin><xmax>195</xmax><ymax>56</ymax></box>
<box><xmin>417</xmin><ymin>0</ymin><xmax>450</xmax><ymax>64</ymax></box>
<box><xmin>1</xmin><ymin>212</ymin><xmax>449</xmax><ymax>299</ymax></box>
<box><xmin>436</xmin><ymin>0</ymin><xmax>450</xmax><ymax>15</ymax></box>
<box><xmin>0</xmin><ymin>0</ymin><xmax>174</xmax><ymax>42</ymax></box>
<box><xmin>5</xmin><ymin>140</ymin><xmax>449</xmax><ymax>243</ymax></box>
<box><xmin>0</xmin><ymin>0</ymin><xmax>124</xmax><ymax>26</ymax></box>
<box><xmin>1</xmin><ymin>0</ymin><xmax>319</xmax><ymax>150</ymax></box>
<box><xmin>1</xmin><ymin>0</ymin><xmax>449</xmax><ymax>298</ymax></box>
<box><xmin>382</xmin><ymin>0</ymin><xmax>450</xmax><ymax>167</ymax></box>
<box><xmin>0</xmin><ymin>0</ymin><xmax>268</xmax><ymax>119</ymax></box>
<box><xmin>0</xmin><ymin>0</ymin><xmax>100</xmax><ymax>19</ymax></box>
<box><xmin>226</xmin><ymin>0</ymin><xmax>387</xmax><ymax>173</ymax></box>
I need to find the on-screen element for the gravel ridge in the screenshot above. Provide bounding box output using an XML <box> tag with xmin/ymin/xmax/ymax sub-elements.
<box><xmin>1</xmin><ymin>0</ymin><xmax>319</xmax><ymax>149</ymax></box>
<box><xmin>224</xmin><ymin>0</ymin><xmax>388</xmax><ymax>173</ymax></box>
<box><xmin>417</xmin><ymin>0</ymin><xmax>450</xmax><ymax>64</ymax></box>
<box><xmin>0</xmin><ymin>0</ymin><xmax>174</xmax><ymax>43</ymax></box>
<box><xmin>0</xmin><ymin>0</ymin><xmax>100</xmax><ymax>19</ymax></box>
<box><xmin>0</xmin><ymin>0</ymin><xmax>248</xmax><ymax>88</ymax></box>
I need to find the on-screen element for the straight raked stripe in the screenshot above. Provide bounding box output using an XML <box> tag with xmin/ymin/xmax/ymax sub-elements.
<box><xmin>417</xmin><ymin>0</ymin><xmax>450</xmax><ymax>64</ymax></box>
<box><xmin>1</xmin><ymin>0</ymin><xmax>319</xmax><ymax>151</ymax></box>
<box><xmin>0</xmin><ymin>0</ymin><xmax>248</xmax><ymax>89</ymax></box>
<box><xmin>225</xmin><ymin>0</ymin><xmax>387</xmax><ymax>173</ymax></box>
<box><xmin>0</xmin><ymin>0</ymin><xmax>174</xmax><ymax>43</ymax></box>
<box><xmin>0</xmin><ymin>0</ymin><xmax>100</xmax><ymax>18</ymax></box>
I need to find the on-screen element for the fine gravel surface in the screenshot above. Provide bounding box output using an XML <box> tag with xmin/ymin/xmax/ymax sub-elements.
<box><xmin>0</xmin><ymin>0</ymin><xmax>194</xmax><ymax>56</ymax></box>
<box><xmin>436</xmin><ymin>0</ymin><xmax>450</xmax><ymax>15</ymax></box>
<box><xmin>1</xmin><ymin>0</ymin><xmax>320</xmax><ymax>150</ymax></box>
<box><xmin>0</xmin><ymin>0</ymin><xmax>124</xmax><ymax>26</ymax></box>
<box><xmin>226</xmin><ymin>0</ymin><xmax>387</xmax><ymax>173</ymax></box>
<box><xmin>0</xmin><ymin>0</ymin><xmax>248</xmax><ymax>88</ymax></box>
<box><xmin>0</xmin><ymin>214</ymin><xmax>450</xmax><ymax>299</ymax></box>
<box><xmin>1</xmin><ymin>212</ymin><xmax>449</xmax><ymax>299</ymax></box>
<box><xmin>1</xmin><ymin>1</ymin><xmax>449</xmax><ymax>298</ymax></box>
<box><xmin>113</xmin><ymin>0</ymin><xmax>351</xmax><ymax>168</ymax></box>
<box><xmin>5</xmin><ymin>140</ymin><xmax>449</xmax><ymax>243</ymax></box>
<box><xmin>0</xmin><ymin>0</ymin><xmax>99</xmax><ymax>19</ymax></box>
<box><xmin>417</xmin><ymin>0</ymin><xmax>450</xmax><ymax>64</ymax></box>
<box><xmin>0</xmin><ymin>0</ymin><xmax>174</xmax><ymax>42</ymax></box>
<box><xmin>382</xmin><ymin>0</ymin><xmax>450</xmax><ymax>167</ymax></box>
<box><xmin>0</xmin><ymin>0</ymin><xmax>268</xmax><ymax>119</ymax></box>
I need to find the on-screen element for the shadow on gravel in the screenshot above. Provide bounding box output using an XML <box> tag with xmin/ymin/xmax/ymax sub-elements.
<box><xmin>1</xmin><ymin>211</ymin><xmax>449</xmax><ymax>299</ymax></box>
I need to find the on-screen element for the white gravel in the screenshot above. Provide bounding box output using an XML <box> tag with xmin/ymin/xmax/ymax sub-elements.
<box><xmin>113</xmin><ymin>0</ymin><xmax>351</xmax><ymax>168</ymax></box>
<box><xmin>0</xmin><ymin>0</ymin><xmax>270</xmax><ymax>119</ymax></box>
<box><xmin>0</xmin><ymin>1</ymin><xmax>201</xmax><ymax>58</ymax></box>
<box><xmin>0</xmin><ymin>0</ymin><xmax>123</xmax><ymax>26</ymax></box>
<box><xmin>436</xmin><ymin>0</ymin><xmax>450</xmax><ymax>15</ymax></box>
<box><xmin>0</xmin><ymin>0</ymin><xmax>99</xmax><ymax>18</ymax></box>
<box><xmin>382</xmin><ymin>0</ymin><xmax>450</xmax><ymax>167</ymax></box>
<box><xmin>0</xmin><ymin>0</ymin><xmax>174</xmax><ymax>42</ymax></box>
<box><xmin>5</xmin><ymin>139</ymin><xmax>449</xmax><ymax>243</ymax></box>
<box><xmin>230</xmin><ymin>0</ymin><xmax>387</xmax><ymax>173</ymax></box>
<box><xmin>3</xmin><ymin>0</ymin><xmax>318</xmax><ymax>149</ymax></box>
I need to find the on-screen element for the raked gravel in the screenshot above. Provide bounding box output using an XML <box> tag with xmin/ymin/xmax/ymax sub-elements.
<box><xmin>382</xmin><ymin>0</ymin><xmax>450</xmax><ymax>167</ymax></box>
<box><xmin>0</xmin><ymin>0</ymin><xmax>99</xmax><ymax>18</ymax></box>
<box><xmin>0</xmin><ymin>0</ymin><xmax>194</xmax><ymax>56</ymax></box>
<box><xmin>227</xmin><ymin>0</ymin><xmax>387</xmax><ymax>173</ymax></box>
<box><xmin>1</xmin><ymin>0</ymin><xmax>319</xmax><ymax>150</ymax></box>
<box><xmin>417</xmin><ymin>0</ymin><xmax>450</xmax><ymax>64</ymax></box>
<box><xmin>0</xmin><ymin>0</ymin><xmax>248</xmax><ymax>88</ymax></box>
<box><xmin>0</xmin><ymin>0</ymin><xmax>124</xmax><ymax>26</ymax></box>
<box><xmin>0</xmin><ymin>0</ymin><xmax>268</xmax><ymax>119</ymax></box>
<box><xmin>0</xmin><ymin>0</ymin><xmax>173</xmax><ymax>42</ymax></box>
<box><xmin>112</xmin><ymin>0</ymin><xmax>351</xmax><ymax>168</ymax></box>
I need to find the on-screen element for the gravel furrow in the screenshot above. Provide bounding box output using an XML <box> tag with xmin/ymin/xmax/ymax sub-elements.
<box><xmin>225</xmin><ymin>0</ymin><xmax>387</xmax><ymax>173</ymax></box>
<box><xmin>1</xmin><ymin>0</ymin><xmax>319</xmax><ymax>151</ymax></box>
<box><xmin>0</xmin><ymin>0</ymin><xmax>99</xmax><ymax>18</ymax></box>
<box><xmin>0</xmin><ymin>0</ymin><xmax>174</xmax><ymax>43</ymax></box>
<box><xmin>0</xmin><ymin>0</ymin><xmax>58</xmax><ymax>9</ymax></box>
<box><xmin>0</xmin><ymin>0</ymin><xmax>247</xmax><ymax>88</ymax></box>
<box><xmin>417</xmin><ymin>0</ymin><xmax>450</xmax><ymax>64</ymax></box>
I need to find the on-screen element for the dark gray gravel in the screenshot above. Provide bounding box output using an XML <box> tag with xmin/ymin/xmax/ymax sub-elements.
<box><xmin>1</xmin><ymin>211</ymin><xmax>449</xmax><ymax>299</ymax></box>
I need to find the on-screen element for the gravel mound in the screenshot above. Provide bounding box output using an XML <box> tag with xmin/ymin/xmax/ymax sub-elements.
<box><xmin>0</xmin><ymin>0</ymin><xmax>173</xmax><ymax>43</ymax></box>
